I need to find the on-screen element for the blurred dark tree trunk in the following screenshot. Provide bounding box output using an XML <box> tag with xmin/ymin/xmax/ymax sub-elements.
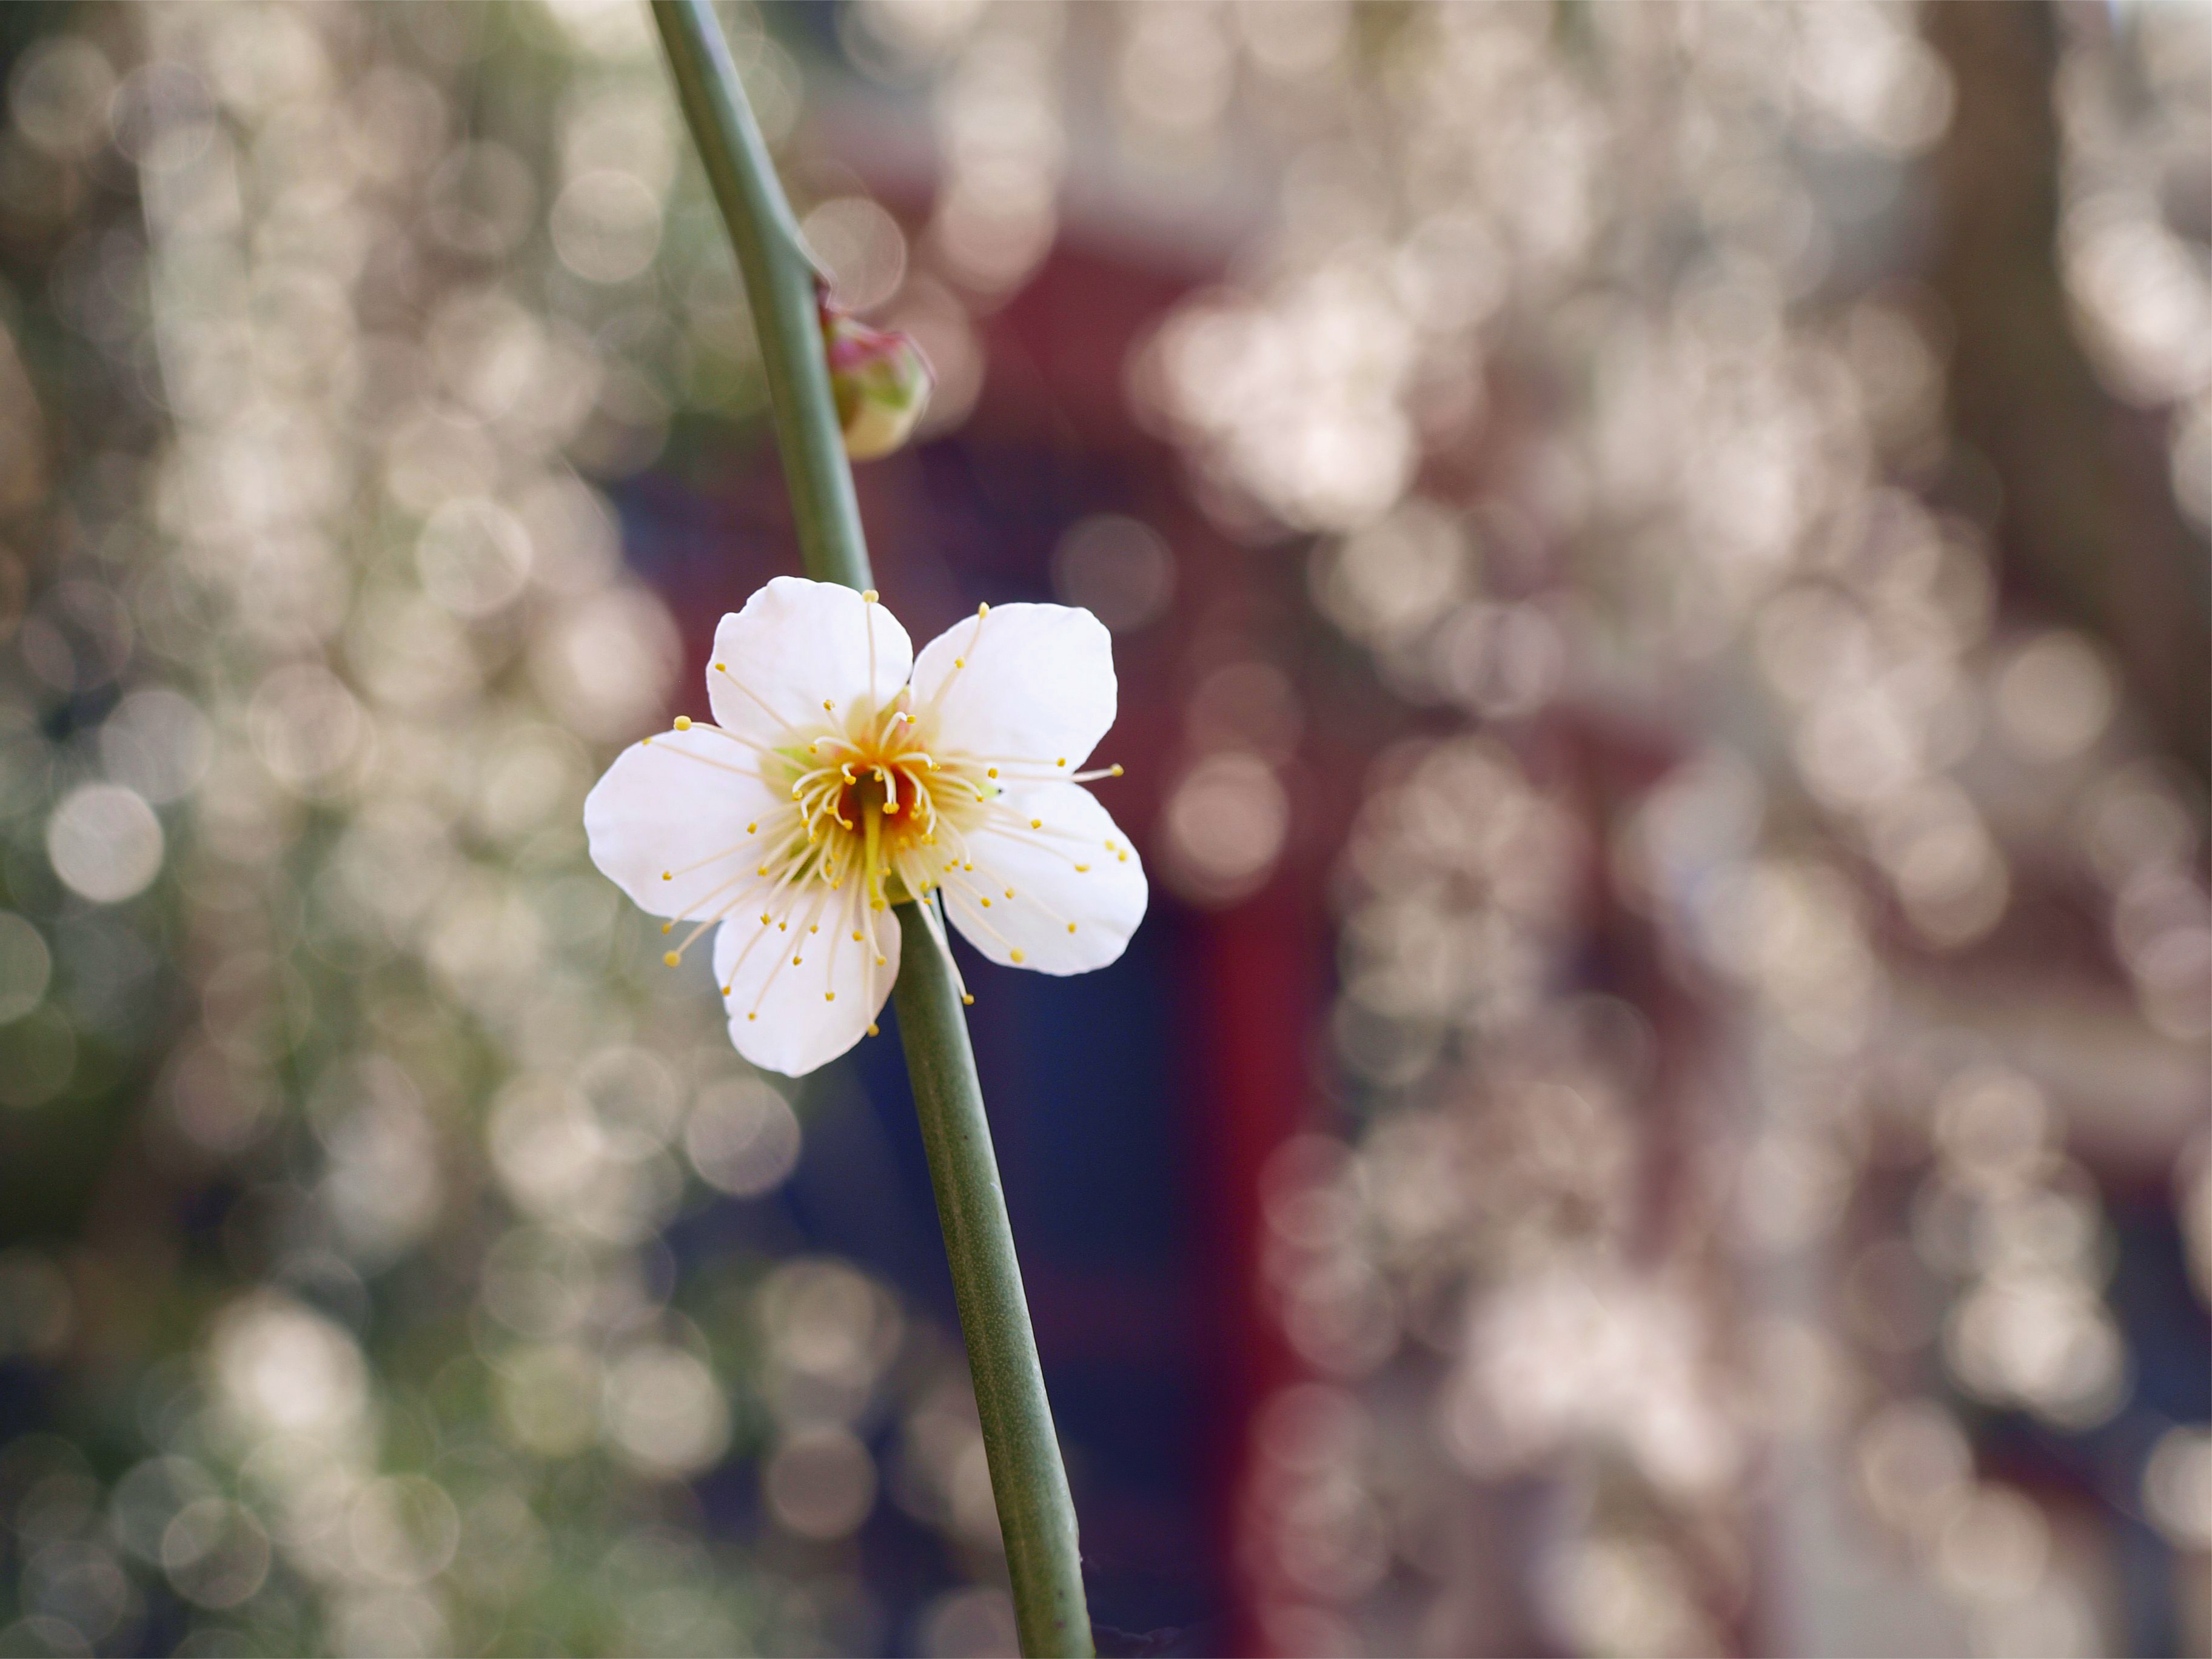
<box><xmin>1925</xmin><ymin>0</ymin><xmax>2210</xmax><ymax>782</ymax></box>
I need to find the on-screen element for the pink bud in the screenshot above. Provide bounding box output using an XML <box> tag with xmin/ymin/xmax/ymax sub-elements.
<box><xmin>821</xmin><ymin>297</ymin><xmax>934</xmax><ymax>461</ymax></box>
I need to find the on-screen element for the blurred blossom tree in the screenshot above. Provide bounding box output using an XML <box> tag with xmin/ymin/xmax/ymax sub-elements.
<box><xmin>0</xmin><ymin>2</ymin><xmax>2202</xmax><ymax>1658</ymax></box>
<box><xmin>1096</xmin><ymin>0</ymin><xmax>2205</xmax><ymax>1653</ymax></box>
<box><xmin>0</xmin><ymin>3</ymin><xmax>1022</xmax><ymax>1655</ymax></box>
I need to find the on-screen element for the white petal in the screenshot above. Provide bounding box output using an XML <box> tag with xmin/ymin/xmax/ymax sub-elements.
<box><xmin>706</xmin><ymin>576</ymin><xmax>914</xmax><ymax>744</ymax></box>
<box><xmin>714</xmin><ymin>885</ymin><xmax>900</xmax><ymax>1076</ymax></box>
<box><xmin>912</xmin><ymin>603</ymin><xmax>1116</xmax><ymax>772</ymax></box>
<box><xmin>584</xmin><ymin>728</ymin><xmax>785</xmax><ymax>919</ymax></box>
<box><xmin>942</xmin><ymin>783</ymin><xmax>1146</xmax><ymax>974</ymax></box>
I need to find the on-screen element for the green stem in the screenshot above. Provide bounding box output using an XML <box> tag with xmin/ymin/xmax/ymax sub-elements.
<box><xmin>649</xmin><ymin>0</ymin><xmax>868</xmax><ymax>592</ymax></box>
<box><xmin>648</xmin><ymin>7</ymin><xmax>1093</xmax><ymax>1654</ymax></box>
<box><xmin>892</xmin><ymin>906</ymin><xmax>1093</xmax><ymax>1657</ymax></box>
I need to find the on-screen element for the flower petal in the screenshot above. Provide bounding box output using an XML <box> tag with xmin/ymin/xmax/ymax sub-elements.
<box><xmin>714</xmin><ymin>887</ymin><xmax>900</xmax><ymax>1076</ymax></box>
<box><xmin>584</xmin><ymin>727</ymin><xmax>785</xmax><ymax>919</ymax></box>
<box><xmin>912</xmin><ymin>603</ymin><xmax>1116</xmax><ymax>773</ymax></box>
<box><xmin>706</xmin><ymin>576</ymin><xmax>914</xmax><ymax>744</ymax></box>
<box><xmin>942</xmin><ymin>783</ymin><xmax>1146</xmax><ymax>974</ymax></box>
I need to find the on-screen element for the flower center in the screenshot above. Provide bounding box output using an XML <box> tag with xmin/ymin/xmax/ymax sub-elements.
<box><xmin>771</xmin><ymin>690</ymin><xmax>985</xmax><ymax>913</ymax></box>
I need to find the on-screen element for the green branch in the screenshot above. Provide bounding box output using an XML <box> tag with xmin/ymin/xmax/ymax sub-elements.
<box><xmin>650</xmin><ymin>0</ymin><xmax>868</xmax><ymax>592</ymax></box>
<box><xmin>891</xmin><ymin>907</ymin><xmax>1093</xmax><ymax>1656</ymax></box>
<box><xmin>647</xmin><ymin>5</ymin><xmax>1093</xmax><ymax>1653</ymax></box>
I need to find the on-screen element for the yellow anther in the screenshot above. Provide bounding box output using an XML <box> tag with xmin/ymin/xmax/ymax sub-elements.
<box><xmin>978</xmin><ymin>603</ymin><xmax>990</xmax><ymax>616</ymax></box>
<box><xmin>862</xmin><ymin>588</ymin><xmax>879</xmax><ymax>603</ymax></box>
<box><xmin>747</xmin><ymin>822</ymin><xmax>757</xmax><ymax>834</ymax></box>
<box><xmin>663</xmin><ymin>951</ymin><xmax>680</xmax><ymax>968</ymax></box>
<box><xmin>757</xmin><ymin>865</ymin><xmax>770</xmax><ymax>876</ymax></box>
<box><xmin>777</xmin><ymin>922</ymin><xmax>787</xmax><ymax>931</ymax></box>
<box><xmin>674</xmin><ymin>716</ymin><xmax>692</xmax><ymax>731</ymax></box>
<box><xmin>791</xmin><ymin>954</ymin><xmax>802</xmax><ymax>966</ymax></box>
<box><xmin>1056</xmin><ymin>758</ymin><xmax>1066</xmax><ymax>767</ymax></box>
<box><xmin>961</xmin><ymin>993</ymin><xmax>975</xmax><ymax>1005</ymax></box>
<box><xmin>1010</xmin><ymin>949</ymin><xmax>1026</xmax><ymax>964</ymax></box>
<box><xmin>1030</xmin><ymin>818</ymin><xmax>1043</xmax><ymax>829</ymax></box>
<box><xmin>720</xmin><ymin>985</ymin><xmax>731</xmax><ymax>996</ymax></box>
<box><xmin>714</xmin><ymin>662</ymin><xmax>726</xmax><ymax>671</ymax></box>
<box><xmin>875</xmin><ymin>955</ymin><xmax>886</xmax><ymax>965</ymax></box>
<box><xmin>1109</xmin><ymin>765</ymin><xmax>1124</xmax><ymax>777</ymax></box>
<box><xmin>954</xmin><ymin>657</ymin><xmax>965</xmax><ymax>668</ymax></box>
<box><xmin>825</xmin><ymin>991</ymin><xmax>836</xmax><ymax>1002</ymax></box>
<box><xmin>822</xmin><ymin>699</ymin><xmax>835</xmax><ymax>711</ymax></box>
<box><xmin>1118</xmin><ymin>853</ymin><xmax>1128</xmax><ymax>862</ymax></box>
<box><xmin>748</xmin><ymin>1011</ymin><xmax>757</xmax><ymax>1021</ymax></box>
<box><xmin>662</xmin><ymin>920</ymin><xmax>673</xmax><ymax>933</ymax></box>
<box><xmin>987</xmin><ymin>766</ymin><xmax>998</xmax><ymax>778</ymax></box>
<box><xmin>641</xmin><ymin>735</ymin><xmax>652</xmax><ymax>745</ymax></box>
<box><xmin>866</xmin><ymin>1022</ymin><xmax>880</xmax><ymax>1037</ymax></box>
<box><xmin>1075</xmin><ymin>863</ymin><xmax>1090</xmax><ymax>872</ymax></box>
<box><xmin>662</xmin><ymin>871</ymin><xmax>672</xmax><ymax>882</ymax></box>
<box><xmin>809</xmin><ymin>924</ymin><xmax>820</xmax><ymax>934</ymax></box>
<box><xmin>1005</xmin><ymin>888</ymin><xmax>1015</xmax><ymax>899</ymax></box>
<box><xmin>980</xmin><ymin>897</ymin><xmax>991</xmax><ymax>908</ymax></box>
<box><xmin>1067</xmin><ymin>922</ymin><xmax>1077</xmax><ymax>933</ymax></box>
<box><xmin>884</xmin><ymin>802</ymin><xmax>900</xmax><ymax>814</ymax></box>
<box><xmin>851</xmin><ymin>930</ymin><xmax>864</xmax><ymax>942</ymax></box>
<box><xmin>761</xmin><ymin>914</ymin><xmax>772</xmax><ymax>925</ymax></box>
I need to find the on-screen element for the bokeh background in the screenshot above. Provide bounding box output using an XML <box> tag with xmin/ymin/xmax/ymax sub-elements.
<box><xmin>0</xmin><ymin>1</ymin><xmax>2204</xmax><ymax>1655</ymax></box>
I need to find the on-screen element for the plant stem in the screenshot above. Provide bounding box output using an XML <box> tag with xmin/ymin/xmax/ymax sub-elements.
<box><xmin>649</xmin><ymin>0</ymin><xmax>868</xmax><ymax>592</ymax></box>
<box><xmin>893</xmin><ymin>905</ymin><xmax>1093</xmax><ymax>1658</ymax></box>
<box><xmin>648</xmin><ymin>7</ymin><xmax>1093</xmax><ymax>1654</ymax></box>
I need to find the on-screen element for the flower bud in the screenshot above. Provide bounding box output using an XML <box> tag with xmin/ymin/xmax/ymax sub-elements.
<box><xmin>821</xmin><ymin>300</ymin><xmax>934</xmax><ymax>461</ymax></box>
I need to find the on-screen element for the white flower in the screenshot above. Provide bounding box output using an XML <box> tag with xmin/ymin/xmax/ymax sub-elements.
<box><xmin>584</xmin><ymin>577</ymin><xmax>1148</xmax><ymax>1076</ymax></box>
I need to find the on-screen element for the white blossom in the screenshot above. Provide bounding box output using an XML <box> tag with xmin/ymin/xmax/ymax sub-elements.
<box><xmin>585</xmin><ymin>577</ymin><xmax>1147</xmax><ymax>1074</ymax></box>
